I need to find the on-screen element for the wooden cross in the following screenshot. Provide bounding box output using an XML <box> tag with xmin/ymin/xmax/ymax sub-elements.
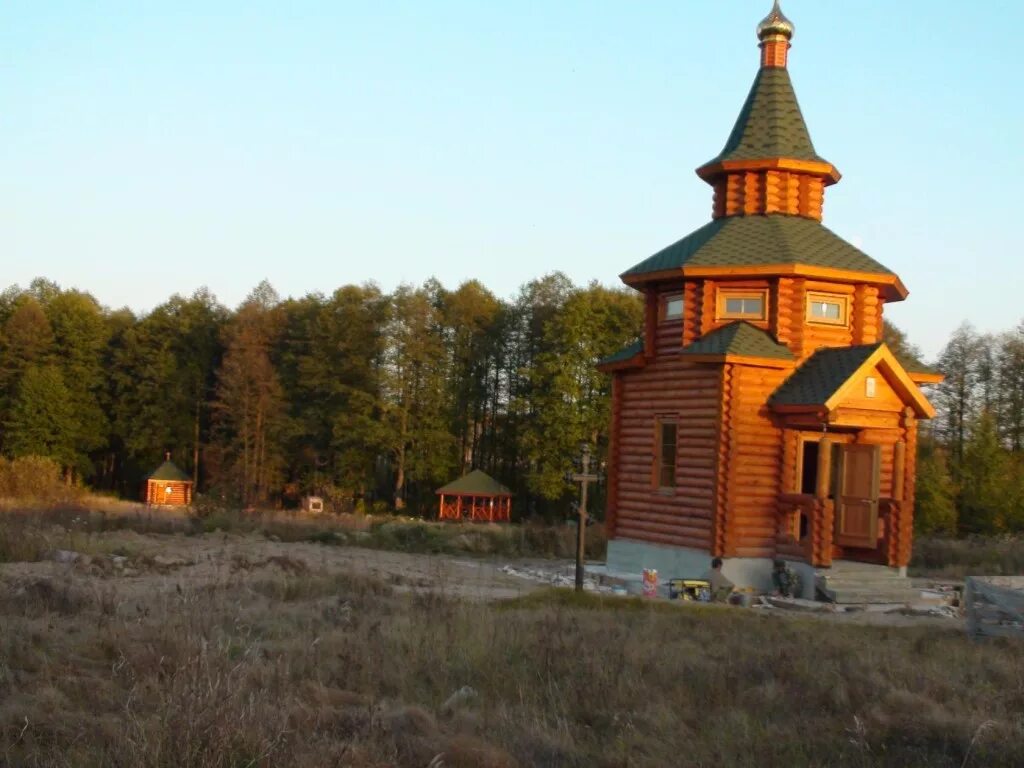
<box><xmin>570</xmin><ymin>444</ymin><xmax>600</xmax><ymax>592</ymax></box>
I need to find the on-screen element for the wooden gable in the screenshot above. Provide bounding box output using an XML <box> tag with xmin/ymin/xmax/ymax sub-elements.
<box><xmin>824</xmin><ymin>347</ymin><xmax>936</xmax><ymax>419</ymax></box>
<box><xmin>771</xmin><ymin>344</ymin><xmax>936</xmax><ymax>428</ymax></box>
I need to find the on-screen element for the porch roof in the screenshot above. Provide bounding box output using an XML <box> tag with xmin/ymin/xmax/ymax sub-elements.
<box><xmin>770</xmin><ymin>343</ymin><xmax>936</xmax><ymax>418</ymax></box>
<box><xmin>771</xmin><ymin>344</ymin><xmax>879</xmax><ymax>407</ymax></box>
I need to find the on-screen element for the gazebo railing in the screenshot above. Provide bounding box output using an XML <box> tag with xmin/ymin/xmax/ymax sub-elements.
<box><xmin>437</xmin><ymin>493</ymin><xmax>511</xmax><ymax>523</ymax></box>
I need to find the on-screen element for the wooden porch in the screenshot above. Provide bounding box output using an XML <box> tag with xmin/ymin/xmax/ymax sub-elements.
<box><xmin>775</xmin><ymin>431</ymin><xmax>913</xmax><ymax>568</ymax></box>
<box><xmin>776</xmin><ymin>493</ymin><xmax>911</xmax><ymax>568</ymax></box>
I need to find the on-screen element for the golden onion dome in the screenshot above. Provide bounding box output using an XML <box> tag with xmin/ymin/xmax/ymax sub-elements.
<box><xmin>757</xmin><ymin>0</ymin><xmax>794</xmax><ymax>41</ymax></box>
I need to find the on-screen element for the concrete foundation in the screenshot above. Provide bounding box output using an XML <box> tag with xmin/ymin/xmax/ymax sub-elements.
<box><xmin>606</xmin><ymin>538</ymin><xmax>816</xmax><ymax>599</ymax></box>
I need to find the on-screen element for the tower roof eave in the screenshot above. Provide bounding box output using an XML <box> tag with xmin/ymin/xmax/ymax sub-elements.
<box><xmin>696</xmin><ymin>157</ymin><xmax>841</xmax><ymax>186</ymax></box>
<box><xmin>618</xmin><ymin>215</ymin><xmax>907</xmax><ymax>301</ymax></box>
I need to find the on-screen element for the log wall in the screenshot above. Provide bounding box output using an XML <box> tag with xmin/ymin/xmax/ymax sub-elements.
<box><xmin>655</xmin><ymin>283</ymin><xmax>685</xmax><ymax>355</ymax></box>
<box><xmin>146</xmin><ymin>480</ymin><xmax>192</xmax><ymax>506</ymax></box>
<box><xmin>711</xmin><ymin>171</ymin><xmax>825</xmax><ymax>220</ymax></box>
<box><xmin>851</xmin><ymin>285</ymin><xmax>882</xmax><ymax>346</ymax></box>
<box><xmin>674</xmin><ymin>276</ymin><xmax>887</xmax><ymax>361</ymax></box>
<box><xmin>890</xmin><ymin>409</ymin><xmax>918</xmax><ymax>568</ymax></box>
<box><xmin>682</xmin><ymin>280</ymin><xmax>703</xmax><ymax>346</ymax></box>
<box><xmin>721</xmin><ymin>363</ymin><xmax>791</xmax><ymax>558</ymax></box>
<box><xmin>606</xmin><ymin>376</ymin><xmax>623</xmax><ymax>537</ymax></box>
<box><xmin>614</xmin><ymin>359</ymin><xmax>722</xmax><ymax>550</ymax></box>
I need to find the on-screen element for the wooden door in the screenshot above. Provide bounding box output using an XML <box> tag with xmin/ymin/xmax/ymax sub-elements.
<box><xmin>834</xmin><ymin>444</ymin><xmax>881</xmax><ymax>549</ymax></box>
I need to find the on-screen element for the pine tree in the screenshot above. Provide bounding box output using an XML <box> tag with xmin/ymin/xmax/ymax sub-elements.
<box><xmin>913</xmin><ymin>435</ymin><xmax>958</xmax><ymax>535</ymax></box>
<box><xmin>211</xmin><ymin>282</ymin><xmax>289</xmax><ymax>505</ymax></box>
<box><xmin>503</xmin><ymin>273</ymin><xmax>574</xmax><ymax>511</ymax></box>
<box><xmin>935</xmin><ymin>322</ymin><xmax>982</xmax><ymax>465</ymax></box>
<box><xmin>524</xmin><ymin>283</ymin><xmax>642</xmax><ymax>505</ymax></box>
<box><xmin>440</xmin><ymin>280</ymin><xmax>503</xmax><ymax>475</ymax></box>
<box><xmin>5</xmin><ymin>365</ymin><xmax>78</xmax><ymax>471</ymax></box>
<box><xmin>44</xmin><ymin>289</ymin><xmax>111</xmax><ymax>478</ymax></box>
<box><xmin>882</xmin><ymin>322</ymin><xmax>925</xmax><ymax>366</ymax></box>
<box><xmin>380</xmin><ymin>283</ymin><xmax>454</xmax><ymax>510</ymax></box>
<box><xmin>110</xmin><ymin>289</ymin><xmax>224</xmax><ymax>489</ymax></box>
<box><xmin>275</xmin><ymin>284</ymin><xmax>388</xmax><ymax>500</ymax></box>
<box><xmin>996</xmin><ymin>323</ymin><xmax>1024</xmax><ymax>451</ymax></box>
<box><xmin>958</xmin><ymin>410</ymin><xmax>1009</xmax><ymax>534</ymax></box>
<box><xmin>0</xmin><ymin>296</ymin><xmax>55</xmax><ymax>452</ymax></box>
<box><xmin>325</xmin><ymin>285</ymin><xmax>389</xmax><ymax>496</ymax></box>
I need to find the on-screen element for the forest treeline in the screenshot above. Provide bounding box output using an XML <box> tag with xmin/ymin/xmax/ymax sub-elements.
<box><xmin>0</xmin><ymin>274</ymin><xmax>1021</xmax><ymax>533</ymax></box>
<box><xmin>0</xmin><ymin>275</ymin><xmax>640</xmax><ymax>516</ymax></box>
<box><xmin>920</xmin><ymin>321</ymin><xmax>1024</xmax><ymax>535</ymax></box>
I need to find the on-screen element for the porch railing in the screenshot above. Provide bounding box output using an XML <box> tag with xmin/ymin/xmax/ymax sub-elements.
<box><xmin>777</xmin><ymin>493</ymin><xmax>834</xmax><ymax>567</ymax></box>
<box><xmin>777</xmin><ymin>493</ymin><xmax>904</xmax><ymax>568</ymax></box>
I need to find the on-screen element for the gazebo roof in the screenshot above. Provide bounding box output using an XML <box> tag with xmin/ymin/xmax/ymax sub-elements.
<box><xmin>148</xmin><ymin>460</ymin><xmax>191</xmax><ymax>482</ymax></box>
<box><xmin>436</xmin><ymin>469</ymin><xmax>512</xmax><ymax>497</ymax></box>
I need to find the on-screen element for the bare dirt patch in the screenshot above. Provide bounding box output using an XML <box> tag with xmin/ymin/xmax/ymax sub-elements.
<box><xmin>0</xmin><ymin>531</ymin><xmax>538</xmax><ymax>610</ymax></box>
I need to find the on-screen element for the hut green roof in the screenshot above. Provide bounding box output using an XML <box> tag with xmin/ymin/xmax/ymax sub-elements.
<box><xmin>148</xmin><ymin>460</ymin><xmax>191</xmax><ymax>482</ymax></box>
<box><xmin>436</xmin><ymin>469</ymin><xmax>512</xmax><ymax>497</ymax></box>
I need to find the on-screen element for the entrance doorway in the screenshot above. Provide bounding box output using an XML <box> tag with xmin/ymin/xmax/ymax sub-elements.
<box><xmin>800</xmin><ymin>441</ymin><xmax>819</xmax><ymax>495</ymax></box>
<box><xmin>834</xmin><ymin>444</ymin><xmax>881</xmax><ymax>549</ymax></box>
<box><xmin>797</xmin><ymin>437</ymin><xmax>841</xmax><ymax>496</ymax></box>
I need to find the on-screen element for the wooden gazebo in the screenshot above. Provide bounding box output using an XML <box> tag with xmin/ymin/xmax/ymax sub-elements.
<box><xmin>436</xmin><ymin>470</ymin><xmax>512</xmax><ymax>522</ymax></box>
<box><xmin>145</xmin><ymin>453</ymin><xmax>193</xmax><ymax>506</ymax></box>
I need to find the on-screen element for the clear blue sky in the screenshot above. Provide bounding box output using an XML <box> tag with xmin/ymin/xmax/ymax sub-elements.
<box><xmin>0</xmin><ymin>1</ymin><xmax>1020</xmax><ymax>360</ymax></box>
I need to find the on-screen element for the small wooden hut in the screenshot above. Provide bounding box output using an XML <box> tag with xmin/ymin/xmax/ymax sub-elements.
<box><xmin>145</xmin><ymin>453</ymin><xmax>193</xmax><ymax>506</ymax></box>
<box><xmin>436</xmin><ymin>470</ymin><xmax>512</xmax><ymax>522</ymax></box>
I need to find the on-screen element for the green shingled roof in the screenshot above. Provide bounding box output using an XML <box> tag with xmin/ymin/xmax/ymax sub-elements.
<box><xmin>703</xmin><ymin>67</ymin><xmax>828</xmax><ymax>167</ymax></box>
<box><xmin>148</xmin><ymin>460</ymin><xmax>191</xmax><ymax>482</ymax></box>
<box><xmin>436</xmin><ymin>469</ymin><xmax>512</xmax><ymax>497</ymax></box>
<box><xmin>621</xmin><ymin>214</ymin><xmax>893</xmax><ymax>279</ymax></box>
<box><xmin>770</xmin><ymin>344</ymin><xmax>881</xmax><ymax>407</ymax></box>
<box><xmin>682</xmin><ymin>322</ymin><xmax>794</xmax><ymax>360</ymax></box>
<box><xmin>598</xmin><ymin>339</ymin><xmax>644</xmax><ymax>367</ymax></box>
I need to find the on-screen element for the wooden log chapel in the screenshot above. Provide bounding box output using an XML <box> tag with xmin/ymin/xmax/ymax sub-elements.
<box><xmin>144</xmin><ymin>453</ymin><xmax>193</xmax><ymax>507</ymax></box>
<box><xmin>597</xmin><ymin>2</ymin><xmax>943</xmax><ymax>592</ymax></box>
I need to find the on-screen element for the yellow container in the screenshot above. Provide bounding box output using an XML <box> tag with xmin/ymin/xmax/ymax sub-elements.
<box><xmin>668</xmin><ymin>579</ymin><xmax>711</xmax><ymax>601</ymax></box>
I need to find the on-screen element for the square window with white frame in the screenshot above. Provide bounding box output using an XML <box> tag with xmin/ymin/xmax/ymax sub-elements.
<box><xmin>718</xmin><ymin>289</ymin><xmax>767</xmax><ymax>321</ymax></box>
<box><xmin>806</xmin><ymin>292</ymin><xmax>849</xmax><ymax>326</ymax></box>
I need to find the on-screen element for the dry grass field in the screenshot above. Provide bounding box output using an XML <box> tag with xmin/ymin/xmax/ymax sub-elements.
<box><xmin>0</xmin><ymin>508</ymin><xmax>1022</xmax><ymax>767</ymax></box>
